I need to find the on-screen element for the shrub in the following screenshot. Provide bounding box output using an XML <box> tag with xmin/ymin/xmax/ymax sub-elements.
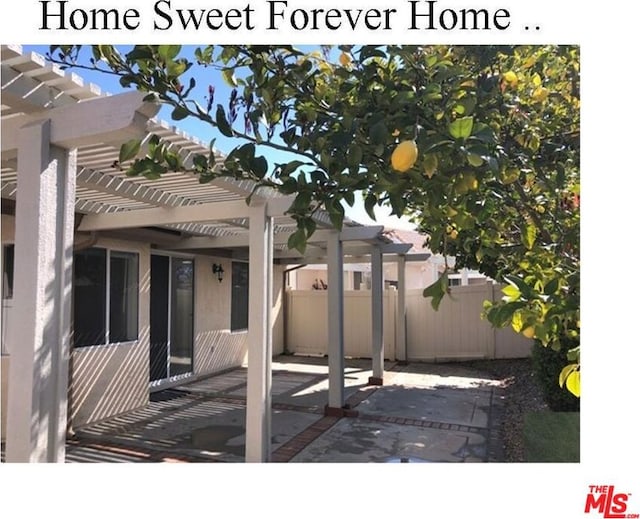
<box><xmin>531</xmin><ymin>339</ymin><xmax>580</xmax><ymax>412</ymax></box>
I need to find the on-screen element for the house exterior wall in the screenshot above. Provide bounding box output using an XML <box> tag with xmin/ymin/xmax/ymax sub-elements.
<box><xmin>193</xmin><ymin>256</ymin><xmax>247</xmax><ymax>375</ymax></box>
<box><xmin>68</xmin><ymin>237</ymin><xmax>150</xmax><ymax>427</ymax></box>
<box><xmin>2</xmin><ymin>212</ymin><xmax>289</xmax><ymax>430</ymax></box>
<box><xmin>193</xmin><ymin>258</ymin><xmax>285</xmax><ymax>372</ymax></box>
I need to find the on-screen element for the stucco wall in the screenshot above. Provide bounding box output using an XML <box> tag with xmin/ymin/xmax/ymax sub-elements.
<box><xmin>69</xmin><ymin>237</ymin><xmax>150</xmax><ymax>427</ymax></box>
<box><xmin>2</xmin><ymin>213</ymin><xmax>292</xmax><ymax>428</ymax></box>
<box><xmin>193</xmin><ymin>256</ymin><xmax>247</xmax><ymax>374</ymax></box>
<box><xmin>193</xmin><ymin>258</ymin><xmax>286</xmax><ymax>373</ymax></box>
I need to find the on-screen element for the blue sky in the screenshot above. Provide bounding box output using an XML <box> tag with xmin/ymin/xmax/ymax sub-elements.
<box><xmin>29</xmin><ymin>44</ymin><xmax>415</xmax><ymax>230</ymax></box>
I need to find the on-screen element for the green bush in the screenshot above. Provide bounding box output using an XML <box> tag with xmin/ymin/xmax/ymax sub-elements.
<box><xmin>531</xmin><ymin>339</ymin><xmax>580</xmax><ymax>412</ymax></box>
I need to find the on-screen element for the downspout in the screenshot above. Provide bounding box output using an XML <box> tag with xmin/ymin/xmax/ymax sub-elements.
<box><xmin>282</xmin><ymin>264</ymin><xmax>307</xmax><ymax>355</ymax></box>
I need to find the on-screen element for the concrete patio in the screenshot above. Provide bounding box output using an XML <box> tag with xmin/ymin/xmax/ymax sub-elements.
<box><xmin>52</xmin><ymin>355</ymin><xmax>507</xmax><ymax>463</ymax></box>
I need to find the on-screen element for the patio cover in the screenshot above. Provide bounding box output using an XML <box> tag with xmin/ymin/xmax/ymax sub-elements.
<box><xmin>1</xmin><ymin>44</ymin><xmax>427</xmax><ymax>462</ymax></box>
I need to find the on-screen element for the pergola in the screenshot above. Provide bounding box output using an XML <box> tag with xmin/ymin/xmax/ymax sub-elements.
<box><xmin>1</xmin><ymin>44</ymin><xmax>428</xmax><ymax>462</ymax></box>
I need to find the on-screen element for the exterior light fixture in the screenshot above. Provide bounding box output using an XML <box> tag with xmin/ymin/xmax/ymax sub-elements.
<box><xmin>212</xmin><ymin>263</ymin><xmax>224</xmax><ymax>283</ymax></box>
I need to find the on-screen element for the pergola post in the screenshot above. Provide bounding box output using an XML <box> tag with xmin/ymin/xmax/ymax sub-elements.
<box><xmin>5</xmin><ymin>120</ymin><xmax>76</xmax><ymax>462</ymax></box>
<box><xmin>396</xmin><ymin>254</ymin><xmax>408</xmax><ymax>363</ymax></box>
<box><xmin>369</xmin><ymin>246</ymin><xmax>384</xmax><ymax>385</ymax></box>
<box><xmin>245</xmin><ymin>201</ymin><xmax>273</xmax><ymax>462</ymax></box>
<box><xmin>325</xmin><ymin>231</ymin><xmax>346</xmax><ymax>415</ymax></box>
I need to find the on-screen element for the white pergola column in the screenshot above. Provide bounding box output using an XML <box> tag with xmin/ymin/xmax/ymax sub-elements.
<box><xmin>325</xmin><ymin>231</ymin><xmax>345</xmax><ymax>413</ymax></box>
<box><xmin>245</xmin><ymin>201</ymin><xmax>273</xmax><ymax>462</ymax></box>
<box><xmin>396</xmin><ymin>254</ymin><xmax>408</xmax><ymax>363</ymax></box>
<box><xmin>6</xmin><ymin>120</ymin><xmax>76</xmax><ymax>462</ymax></box>
<box><xmin>369</xmin><ymin>246</ymin><xmax>384</xmax><ymax>385</ymax></box>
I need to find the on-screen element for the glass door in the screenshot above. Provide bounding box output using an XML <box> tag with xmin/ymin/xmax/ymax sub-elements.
<box><xmin>150</xmin><ymin>254</ymin><xmax>194</xmax><ymax>384</ymax></box>
<box><xmin>170</xmin><ymin>258</ymin><xmax>194</xmax><ymax>377</ymax></box>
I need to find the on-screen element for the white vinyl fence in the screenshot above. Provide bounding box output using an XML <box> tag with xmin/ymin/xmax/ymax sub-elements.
<box><xmin>285</xmin><ymin>283</ymin><xmax>532</xmax><ymax>362</ymax></box>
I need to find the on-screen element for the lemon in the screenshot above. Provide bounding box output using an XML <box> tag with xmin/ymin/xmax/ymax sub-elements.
<box><xmin>339</xmin><ymin>52</ymin><xmax>352</xmax><ymax>67</ymax></box>
<box><xmin>532</xmin><ymin>87</ymin><xmax>549</xmax><ymax>103</ymax></box>
<box><xmin>392</xmin><ymin>129</ymin><xmax>401</xmax><ymax>137</ymax></box>
<box><xmin>522</xmin><ymin>326</ymin><xmax>535</xmax><ymax>339</ymax></box>
<box><xmin>503</xmin><ymin>70</ymin><xmax>518</xmax><ymax>86</ymax></box>
<box><xmin>391</xmin><ymin>140</ymin><xmax>418</xmax><ymax>173</ymax></box>
<box><xmin>449</xmin><ymin>229</ymin><xmax>459</xmax><ymax>240</ymax></box>
<box><xmin>467</xmin><ymin>153</ymin><xmax>484</xmax><ymax>167</ymax></box>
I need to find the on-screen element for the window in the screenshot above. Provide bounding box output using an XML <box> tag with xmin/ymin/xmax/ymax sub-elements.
<box><xmin>2</xmin><ymin>244</ymin><xmax>14</xmax><ymax>299</ymax></box>
<box><xmin>73</xmin><ymin>247</ymin><xmax>139</xmax><ymax>347</ymax></box>
<box><xmin>230</xmin><ymin>261</ymin><xmax>249</xmax><ymax>332</ymax></box>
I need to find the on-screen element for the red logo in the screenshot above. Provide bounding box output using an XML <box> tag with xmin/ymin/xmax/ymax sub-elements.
<box><xmin>585</xmin><ymin>486</ymin><xmax>637</xmax><ymax>518</ymax></box>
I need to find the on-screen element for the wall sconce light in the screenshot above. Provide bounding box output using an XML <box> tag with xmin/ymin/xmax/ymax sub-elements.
<box><xmin>212</xmin><ymin>263</ymin><xmax>224</xmax><ymax>283</ymax></box>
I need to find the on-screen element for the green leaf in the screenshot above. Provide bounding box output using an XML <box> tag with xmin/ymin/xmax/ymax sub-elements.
<box><xmin>502</xmin><ymin>285</ymin><xmax>521</xmax><ymax>301</ymax></box>
<box><xmin>544</xmin><ymin>278</ymin><xmax>560</xmax><ymax>295</ymax></box>
<box><xmin>280</xmin><ymin>177</ymin><xmax>298</xmax><ymax>195</ymax></box>
<box><xmin>287</xmin><ymin>228</ymin><xmax>307</xmax><ymax>254</ymax></box>
<box><xmin>157</xmin><ymin>45</ymin><xmax>181</xmax><ymax>62</ymax></box>
<box><xmin>486</xmin><ymin>301</ymin><xmax>527</xmax><ymax>328</ymax></box>
<box><xmin>250</xmin><ymin>156</ymin><xmax>268</xmax><ymax>178</ymax></box>
<box><xmin>369</xmin><ymin>121</ymin><xmax>388</xmax><ymax>145</ymax></box>
<box><xmin>281</xmin><ymin>160</ymin><xmax>307</xmax><ymax>176</ymax></box>
<box><xmin>192</xmin><ymin>154</ymin><xmax>208</xmax><ymax>171</ymax></box>
<box><xmin>448</xmin><ymin>116</ymin><xmax>474</xmax><ymax>140</ymax></box>
<box><xmin>119</xmin><ymin>139</ymin><xmax>141</xmax><ymax>163</ymax></box>
<box><xmin>222</xmin><ymin>68</ymin><xmax>238</xmax><ymax>87</ymax></box>
<box><xmin>422</xmin><ymin>273</ymin><xmax>448</xmax><ymax>310</ymax></box>
<box><xmin>347</xmin><ymin>144</ymin><xmax>363</xmax><ymax>168</ymax></box>
<box><xmin>164</xmin><ymin>151</ymin><xmax>181</xmax><ymax>171</ymax></box>
<box><xmin>511</xmin><ymin>310</ymin><xmax>524</xmax><ymax>333</ymax></box>
<box><xmin>522</xmin><ymin>224</ymin><xmax>537</xmax><ymax>250</ymax></box>
<box><xmin>292</xmin><ymin>191</ymin><xmax>312</xmax><ymax>212</ymax></box>
<box><xmin>171</xmin><ymin>106</ymin><xmax>190</xmax><ymax>121</ymax></box>
<box><xmin>327</xmin><ymin>199</ymin><xmax>345</xmax><ymax>230</ymax></box>
<box><xmin>504</xmin><ymin>275</ymin><xmax>531</xmax><ymax>298</ymax></box>
<box><xmin>566</xmin><ymin>346</ymin><xmax>580</xmax><ymax>362</ymax></box>
<box><xmin>215</xmin><ymin>105</ymin><xmax>233</xmax><ymax>137</ymax></box>
<box><xmin>233</xmin><ymin>143</ymin><xmax>256</xmax><ymax>171</ymax></box>
<box><xmin>302</xmin><ymin>217</ymin><xmax>317</xmax><ymax>238</ymax></box>
<box><xmin>364</xmin><ymin>194</ymin><xmax>378</xmax><ymax>221</ymax></box>
<box><xmin>343</xmin><ymin>191</ymin><xmax>355</xmax><ymax>207</ymax></box>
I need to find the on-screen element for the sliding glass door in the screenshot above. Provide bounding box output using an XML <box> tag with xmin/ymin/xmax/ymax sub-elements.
<box><xmin>150</xmin><ymin>254</ymin><xmax>194</xmax><ymax>384</ymax></box>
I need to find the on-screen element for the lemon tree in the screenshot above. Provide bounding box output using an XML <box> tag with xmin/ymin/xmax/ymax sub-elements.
<box><xmin>49</xmin><ymin>45</ymin><xmax>579</xmax><ymax>396</ymax></box>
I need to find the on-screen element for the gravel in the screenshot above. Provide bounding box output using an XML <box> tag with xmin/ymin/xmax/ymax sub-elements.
<box><xmin>464</xmin><ymin>357</ymin><xmax>549</xmax><ymax>462</ymax></box>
